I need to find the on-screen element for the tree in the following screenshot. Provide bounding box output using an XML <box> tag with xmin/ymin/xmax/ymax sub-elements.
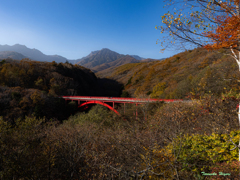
<box><xmin>167</xmin><ymin>131</ymin><xmax>240</xmax><ymax>178</ymax></box>
<box><xmin>158</xmin><ymin>0</ymin><xmax>240</xmax><ymax>51</ymax></box>
<box><xmin>158</xmin><ymin>0</ymin><xmax>240</xmax><ymax>161</ymax></box>
<box><xmin>150</xmin><ymin>82</ymin><xmax>166</xmax><ymax>98</ymax></box>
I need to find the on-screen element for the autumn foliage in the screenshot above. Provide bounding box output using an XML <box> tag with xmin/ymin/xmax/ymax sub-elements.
<box><xmin>0</xmin><ymin>93</ymin><xmax>239</xmax><ymax>179</ymax></box>
<box><xmin>204</xmin><ymin>16</ymin><xmax>240</xmax><ymax>50</ymax></box>
<box><xmin>0</xmin><ymin>59</ymin><xmax>239</xmax><ymax>179</ymax></box>
<box><xmin>104</xmin><ymin>48</ymin><xmax>240</xmax><ymax>99</ymax></box>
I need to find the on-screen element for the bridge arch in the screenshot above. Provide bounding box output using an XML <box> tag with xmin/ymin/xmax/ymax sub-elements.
<box><xmin>78</xmin><ymin>101</ymin><xmax>120</xmax><ymax>115</ymax></box>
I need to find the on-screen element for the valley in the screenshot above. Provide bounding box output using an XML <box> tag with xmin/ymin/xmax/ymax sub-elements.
<box><xmin>0</xmin><ymin>45</ymin><xmax>240</xmax><ymax>179</ymax></box>
<box><xmin>2</xmin><ymin>0</ymin><xmax>240</xmax><ymax>178</ymax></box>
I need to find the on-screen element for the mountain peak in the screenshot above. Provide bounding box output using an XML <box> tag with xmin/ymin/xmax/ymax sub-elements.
<box><xmin>13</xmin><ymin>44</ymin><xmax>27</xmax><ymax>48</ymax></box>
<box><xmin>101</xmin><ymin>48</ymin><xmax>110</xmax><ymax>50</ymax></box>
<box><xmin>77</xmin><ymin>48</ymin><xmax>125</xmax><ymax>68</ymax></box>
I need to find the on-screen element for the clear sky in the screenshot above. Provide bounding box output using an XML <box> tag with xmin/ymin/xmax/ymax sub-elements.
<box><xmin>0</xmin><ymin>0</ymin><xmax>181</xmax><ymax>60</ymax></box>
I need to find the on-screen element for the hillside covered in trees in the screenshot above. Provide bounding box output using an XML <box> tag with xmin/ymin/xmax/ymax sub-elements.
<box><xmin>0</xmin><ymin>58</ymin><xmax>122</xmax><ymax>122</ymax></box>
<box><xmin>1</xmin><ymin>49</ymin><xmax>240</xmax><ymax>179</ymax></box>
<box><xmin>0</xmin><ymin>90</ymin><xmax>239</xmax><ymax>179</ymax></box>
<box><xmin>99</xmin><ymin>48</ymin><xmax>240</xmax><ymax>99</ymax></box>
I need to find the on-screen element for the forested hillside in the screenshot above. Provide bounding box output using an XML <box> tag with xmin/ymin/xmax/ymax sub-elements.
<box><xmin>1</xmin><ymin>53</ymin><xmax>240</xmax><ymax>179</ymax></box>
<box><xmin>93</xmin><ymin>55</ymin><xmax>140</xmax><ymax>72</ymax></box>
<box><xmin>2</xmin><ymin>0</ymin><xmax>240</xmax><ymax>178</ymax></box>
<box><xmin>103</xmin><ymin>48</ymin><xmax>240</xmax><ymax>98</ymax></box>
<box><xmin>0</xmin><ymin>58</ymin><xmax>122</xmax><ymax>122</ymax></box>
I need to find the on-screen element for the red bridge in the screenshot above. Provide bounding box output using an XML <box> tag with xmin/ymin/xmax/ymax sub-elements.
<box><xmin>61</xmin><ymin>96</ymin><xmax>183</xmax><ymax>115</ymax></box>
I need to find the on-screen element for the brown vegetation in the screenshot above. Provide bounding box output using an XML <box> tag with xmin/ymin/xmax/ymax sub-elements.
<box><xmin>0</xmin><ymin>94</ymin><xmax>239</xmax><ymax>179</ymax></box>
<box><xmin>99</xmin><ymin>48</ymin><xmax>240</xmax><ymax>98</ymax></box>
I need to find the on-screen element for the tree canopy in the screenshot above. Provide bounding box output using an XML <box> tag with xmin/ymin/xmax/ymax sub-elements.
<box><xmin>157</xmin><ymin>0</ymin><xmax>240</xmax><ymax>52</ymax></box>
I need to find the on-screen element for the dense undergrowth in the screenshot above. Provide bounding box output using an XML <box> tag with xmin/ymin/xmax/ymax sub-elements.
<box><xmin>0</xmin><ymin>94</ymin><xmax>240</xmax><ymax>179</ymax></box>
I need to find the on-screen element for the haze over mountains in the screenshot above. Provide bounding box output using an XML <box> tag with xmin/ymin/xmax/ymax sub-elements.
<box><xmin>0</xmin><ymin>44</ymin><xmax>163</xmax><ymax>72</ymax></box>
<box><xmin>0</xmin><ymin>44</ymin><xmax>69</xmax><ymax>63</ymax></box>
<box><xmin>0</xmin><ymin>51</ymin><xmax>27</xmax><ymax>60</ymax></box>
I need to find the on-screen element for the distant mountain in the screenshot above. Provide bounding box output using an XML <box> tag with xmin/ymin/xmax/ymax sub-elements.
<box><xmin>0</xmin><ymin>44</ymin><xmax>165</xmax><ymax>71</ymax></box>
<box><xmin>0</xmin><ymin>44</ymin><xmax>69</xmax><ymax>63</ymax></box>
<box><xmin>74</xmin><ymin>50</ymin><xmax>100</xmax><ymax>64</ymax></box>
<box><xmin>77</xmin><ymin>48</ymin><xmax>125</xmax><ymax>69</ymax></box>
<box><xmin>75</xmin><ymin>48</ymin><xmax>165</xmax><ymax>73</ymax></box>
<box><xmin>129</xmin><ymin>55</ymin><xmax>145</xmax><ymax>60</ymax></box>
<box><xmin>0</xmin><ymin>51</ymin><xmax>27</xmax><ymax>60</ymax></box>
<box><xmin>94</xmin><ymin>55</ymin><xmax>140</xmax><ymax>75</ymax></box>
<box><xmin>101</xmin><ymin>47</ymin><xmax>240</xmax><ymax>98</ymax></box>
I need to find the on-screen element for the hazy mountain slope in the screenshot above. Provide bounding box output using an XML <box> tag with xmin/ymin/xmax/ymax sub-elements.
<box><xmin>0</xmin><ymin>51</ymin><xmax>27</xmax><ymax>60</ymax></box>
<box><xmin>0</xmin><ymin>44</ymin><xmax>163</xmax><ymax>70</ymax></box>
<box><xmin>130</xmin><ymin>55</ymin><xmax>145</xmax><ymax>60</ymax></box>
<box><xmin>95</xmin><ymin>55</ymin><xmax>140</xmax><ymax>75</ymax></box>
<box><xmin>106</xmin><ymin>48</ymin><xmax>240</xmax><ymax>98</ymax></box>
<box><xmin>0</xmin><ymin>44</ymin><xmax>69</xmax><ymax>63</ymax></box>
<box><xmin>77</xmin><ymin>48</ymin><xmax>125</xmax><ymax>68</ymax></box>
<box><xmin>74</xmin><ymin>50</ymin><xmax>100</xmax><ymax>64</ymax></box>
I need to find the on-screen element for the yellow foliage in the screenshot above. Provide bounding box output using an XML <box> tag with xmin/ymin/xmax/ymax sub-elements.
<box><xmin>150</xmin><ymin>82</ymin><xmax>166</xmax><ymax>98</ymax></box>
<box><xmin>30</xmin><ymin>91</ymin><xmax>44</xmax><ymax>105</ymax></box>
<box><xmin>166</xmin><ymin>131</ymin><xmax>240</xmax><ymax>173</ymax></box>
<box><xmin>140</xmin><ymin>145</ymin><xmax>175</xmax><ymax>179</ymax></box>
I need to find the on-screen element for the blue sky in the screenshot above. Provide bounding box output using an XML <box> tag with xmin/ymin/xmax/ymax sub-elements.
<box><xmin>0</xmin><ymin>0</ymin><xmax>181</xmax><ymax>60</ymax></box>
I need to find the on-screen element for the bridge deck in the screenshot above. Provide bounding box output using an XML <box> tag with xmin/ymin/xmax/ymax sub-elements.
<box><xmin>61</xmin><ymin>96</ymin><xmax>183</xmax><ymax>103</ymax></box>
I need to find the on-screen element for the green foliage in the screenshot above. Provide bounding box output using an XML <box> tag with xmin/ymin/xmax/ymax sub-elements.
<box><xmin>167</xmin><ymin>131</ymin><xmax>240</xmax><ymax>178</ymax></box>
<box><xmin>67</xmin><ymin>104</ymin><xmax>117</xmax><ymax>127</ymax></box>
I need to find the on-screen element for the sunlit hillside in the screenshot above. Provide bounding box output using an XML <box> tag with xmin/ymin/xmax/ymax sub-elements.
<box><xmin>100</xmin><ymin>48</ymin><xmax>240</xmax><ymax>98</ymax></box>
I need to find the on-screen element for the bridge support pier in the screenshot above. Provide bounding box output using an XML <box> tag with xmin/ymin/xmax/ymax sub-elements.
<box><xmin>136</xmin><ymin>103</ymin><xmax>138</xmax><ymax>119</ymax></box>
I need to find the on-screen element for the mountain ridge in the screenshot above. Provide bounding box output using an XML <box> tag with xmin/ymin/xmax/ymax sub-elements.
<box><xmin>0</xmin><ymin>44</ymin><xmax>160</xmax><ymax>63</ymax></box>
<box><xmin>0</xmin><ymin>44</ymin><xmax>164</xmax><ymax>72</ymax></box>
<box><xmin>77</xmin><ymin>48</ymin><xmax>125</xmax><ymax>68</ymax></box>
<box><xmin>0</xmin><ymin>51</ymin><xmax>28</xmax><ymax>60</ymax></box>
<box><xmin>0</xmin><ymin>44</ymin><xmax>69</xmax><ymax>63</ymax></box>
